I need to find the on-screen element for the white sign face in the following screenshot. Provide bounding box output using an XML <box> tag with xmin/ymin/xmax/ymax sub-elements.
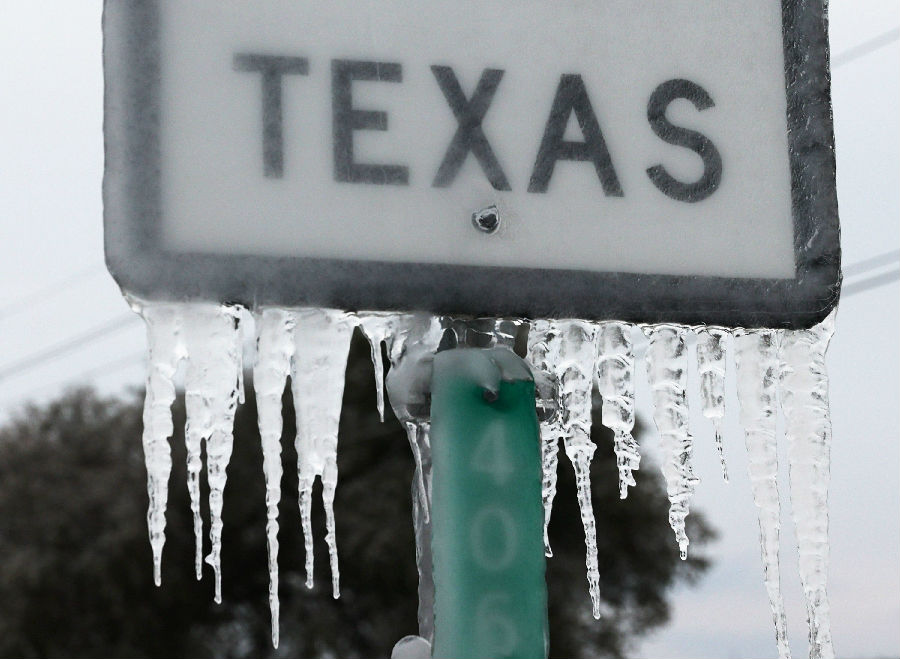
<box><xmin>103</xmin><ymin>0</ymin><xmax>840</xmax><ymax>328</ymax></box>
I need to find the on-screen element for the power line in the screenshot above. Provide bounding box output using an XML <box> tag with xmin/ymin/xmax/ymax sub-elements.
<box><xmin>0</xmin><ymin>263</ymin><xmax>106</xmax><ymax>322</ymax></box>
<box><xmin>839</xmin><ymin>249</ymin><xmax>899</xmax><ymax>296</ymax></box>
<box><xmin>67</xmin><ymin>350</ymin><xmax>146</xmax><ymax>382</ymax></box>
<box><xmin>842</xmin><ymin>249</ymin><xmax>899</xmax><ymax>277</ymax></box>
<box><xmin>627</xmin><ymin>253</ymin><xmax>899</xmax><ymax>354</ymax></box>
<box><xmin>841</xmin><ymin>268</ymin><xmax>900</xmax><ymax>297</ymax></box>
<box><xmin>0</xmin><ymin>313</ymin><xmax>140</xmax><ymax>383</ymax></box>
<box><xmin>3</xmin><ymin>351</ymin><xmax>147</xmax><ymax>409</ymax></box>
<box><xmin>832</xmin><ymin>27</ymin><xmax>900</xmax><ymax>68</ymax></box>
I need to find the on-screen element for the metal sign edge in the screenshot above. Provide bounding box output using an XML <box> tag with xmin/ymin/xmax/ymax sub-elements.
<box><xmin>102</xmin><ymin>0</ymin><xmax>841</xmax><ymax>330</ymax></box>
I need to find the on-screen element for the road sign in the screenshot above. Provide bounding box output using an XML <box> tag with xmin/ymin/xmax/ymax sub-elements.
<box><xmin>104</xmin><ymin>0</ymin><xmax>840</xmax><ymax>329</ymax></box>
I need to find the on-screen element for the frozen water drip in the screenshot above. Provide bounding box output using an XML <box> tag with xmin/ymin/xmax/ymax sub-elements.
<box><xmin>596</xmin><ymin>321</ymin><xmax>639</xmax><ymax>499</ymax></box>
<box><xmin>735</xmin><ymin>328</ymin><xmax>791</xmax><ymax>659</ymax></box>
<box><xmin>780</xmin><ymin>312</ymin><xmax>836</xmax><ymax>659</ymax></box>
<box><xmin>696</xmin><ymin>327</ymin><xmax>730</xmax><ymax>482</ymax></box>
<box><xmin>132</xmin><ymin>302</ymin><xmax>839</xmax><ymax>657</ymax></box>
<box><xmin>644</xmin><ymin>324</ymin><xmax>698</xmax><ymax>560</ymax></box>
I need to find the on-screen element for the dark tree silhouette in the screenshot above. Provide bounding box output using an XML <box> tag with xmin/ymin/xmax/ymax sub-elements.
<box><xmin>0</xmin><ymin>330</ymin><xmax>713</xmax><ymax>658</ymax></box>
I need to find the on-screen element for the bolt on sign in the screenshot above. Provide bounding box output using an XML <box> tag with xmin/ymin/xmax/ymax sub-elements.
<box><xmin>103</xmin><ymin>0</ymin><xmax>840</xmax><ymax>329</ymax></box>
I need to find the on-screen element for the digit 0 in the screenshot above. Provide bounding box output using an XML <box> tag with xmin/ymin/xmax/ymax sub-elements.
<box><xmin>470</xmin><ymin>505</ymin><xmax>518</xmax><ymax>570</ymax></box>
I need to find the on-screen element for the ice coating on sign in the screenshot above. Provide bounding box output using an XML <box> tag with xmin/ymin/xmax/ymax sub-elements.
<box><xmin>735</xmin><ymin>329</ymin><xmax>791</xmax><ymax>659</ymax></box>
<box><xmin>253</xmin><ymin>309</ymin><xmax>296</xmax><ymax>648</ymax></box>
<box><xmin>527</xmin><ymin>320</ymin><xmax>602</xmax><ymax>619</ymax></box>
<box><xmin>696</xmin><ymin>327</ymin><xmax>729</xmax><ymax>482</ymax></box>
<box><xmin>780</xmin><ymin>311</ymin><xmax>836</xmax><ymax>659</ymax></box>
<box><xmin>526</xmin><ymin>320</ymin><xmax>562</xmax><ymax>557</ymax></box>
<box><xmin>182</xmin><ymin>305</ymin><xmax>244</xmax><ymax>603</ymax></box>
<box><xmin>644</xmin><ymin>325</ymin><xmax>698</xmax><ymax>560</ymax></box>
<box><xmin>290</xmin><ymin>308</ymin><xmax>357</xmax><ymax>598</ymax></box>
<box><xmin>139</xmin><ymin>305</ymin><xmax>185</xmax><ymax>586</ymax></box>
<box><xmin>596</xmin><ymin>322</ymin><xmax>639</xmax><ymax>499</ymax></box>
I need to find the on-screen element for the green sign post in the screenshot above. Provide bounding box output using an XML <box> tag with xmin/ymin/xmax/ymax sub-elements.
<box><xmin>430</xmin><ymin>348</ymin><xmax>548</xmax><ymax>659</ymax></box>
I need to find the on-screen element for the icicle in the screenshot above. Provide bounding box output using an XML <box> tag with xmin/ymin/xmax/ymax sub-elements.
<box><xmin>528</xmin><ymin>320</ymin><xmax>602</xmax><ymax>618</ymax></box>
<box><xmin>735</xmin><ymin>329</ymin><xmax>791</xmax><ymax>659</ymax></box>
<box><xmin>407</xmin><ymin>419</ymin><xmax>435</xmax><ymax>642</ymax></box>
<box><xmin>566</xmin><ymin>428</ymin><xmax>601</xmax><ymax>620</ymax></box>
<box><xmin>253</xmin><ymin>309</ymin><xmax>296</xmax><ymax>648</ymax></box>
<box><xmin>183</xmin><ymin>304</ymin><xmax>244</xmax><ymax>603</ymax></box>
<box><xmin>596</xmin><ymin>322</ymin><xmax>639</xmax><ymax>499</ymax></box>
<box><xmin>644</xmin><ymin>324</ymin><xmax>698</xmax><ymax>560</ymax></box>
<box><xmin>384</xmin><ymin>313</ymin><xmax>443</xmax><ymax>642</ymax></box>
<box><xmin>526</xmin><ymin>320</ymin><xmax>562</xmax><ymax>558</ymax></box>
<box><xmin>357</xmin><ymin>313</ymin><xmax>400</xmax><ymax>422</ymax></box>
<box><xmin>696</xmin><ymin>327</ymin><xmax>730</xmax><ymax>482</ymax></box>
<box><xmin>237</xmin><ymin>346</ymin><xmax>246</xmax><ymax>405</ymax></box>
<box><xmin>539</xmin><ymin>430</ymin><xmax>560</xmax><ymax>557</ymax></box>
<box><xmin>399</xmin><ymin>407</ymin><xmax>432</xmax><ymax>534</ymax></box>
<box><xmin>385</xmin><ymin>314</ymin><xmax>444</xmax><ymax>524</ymax></box>
<box><xmin>780</xmin><ymin>311</ymin><xmax>836</xmax><ymax>659</ymax></box>
<box><xmin>290</xmin><ymin>308</ymin><xmax>357</xmax><ymax>599</ymax></box>
<box><xmin>183</xmin><ymin>342</ymin><xmax>206</xmax><ymax>582</ymax></box>
<box><xmin>138</xmin><ymin>304</ymin><xmax>185</xmax><ymax>586</ymax></box>
<box><xmin>403</xmin><ymin>420</ymin><xmax>430</xmax><ymax>519</ymax></box>
<box><xmin>557</xmin><ymin>321</ymin><xmax>601</xmax><ymax>619</ymax></box>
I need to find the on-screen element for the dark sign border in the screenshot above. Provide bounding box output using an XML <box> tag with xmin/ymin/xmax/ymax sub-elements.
<box><xmin>103</xmin><ymin>0</ymin><xmax>840</xmax><ymax>330</ymax></box>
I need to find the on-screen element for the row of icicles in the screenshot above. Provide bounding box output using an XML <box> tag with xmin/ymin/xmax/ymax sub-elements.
<box><xmin>136</xmin><ymin>301</ymin><xmax>836</xmax><ymax>659</ymax></box>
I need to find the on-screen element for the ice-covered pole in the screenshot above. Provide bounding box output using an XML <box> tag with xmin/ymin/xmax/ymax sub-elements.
<box><xmin>430</xmin><ymin>347</ymin><xmax>548</xmax><ymax>659</ymax></box>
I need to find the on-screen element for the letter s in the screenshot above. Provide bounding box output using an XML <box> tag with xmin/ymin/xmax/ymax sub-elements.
<box><xmin>646</xmin><ymin>79</ymin><xmax>722</xmax><ymax>203</ymax></box>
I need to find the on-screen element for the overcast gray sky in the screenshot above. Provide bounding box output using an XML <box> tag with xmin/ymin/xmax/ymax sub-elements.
<box><xmin>0</xmin><ymin>2</ymin><xmax>897</xmax><ymax>658</ymax></box>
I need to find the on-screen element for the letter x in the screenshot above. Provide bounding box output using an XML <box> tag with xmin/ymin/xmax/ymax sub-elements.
<box><xmin>431</xmin><ymin>66</ymin><xmax>511</xmax><ymax>191</ymax></box>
